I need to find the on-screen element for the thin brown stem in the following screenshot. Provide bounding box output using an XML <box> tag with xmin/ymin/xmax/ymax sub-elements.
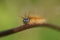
<box><xmin>0</xmin><ymin>23</ymin><xmax>60</xmax><ymax>37</ymax></box>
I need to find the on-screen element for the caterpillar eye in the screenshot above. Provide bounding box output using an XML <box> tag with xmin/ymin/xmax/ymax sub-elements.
<box><xmin>23</xmin><ymin>18</ymin><xmax>30</xmax><ymax>24</ymax></box>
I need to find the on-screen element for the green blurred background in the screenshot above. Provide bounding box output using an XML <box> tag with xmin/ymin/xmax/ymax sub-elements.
<box><xmin>0</xmin><ymin>0</ymin><xmax>60</xmax><ymax>40</ymax></box>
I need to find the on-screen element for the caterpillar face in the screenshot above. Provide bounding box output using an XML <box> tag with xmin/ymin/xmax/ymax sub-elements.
<box><xmin>23</xmin><ymin>18</ymin><xmax>30</xmax><ymax>24</ymax></box>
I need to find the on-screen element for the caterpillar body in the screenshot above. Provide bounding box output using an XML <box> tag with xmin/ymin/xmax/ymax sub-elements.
<box><xmin>22</xmin><ymin>16</ymin><xmax>46</xmax><ymax>25</ymax></box>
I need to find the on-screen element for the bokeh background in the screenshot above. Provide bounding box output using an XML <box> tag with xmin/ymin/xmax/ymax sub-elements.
<box><xmin>0</xmin><ymin>0</ymin><xmax>60</xmax><ymax>40</ymax></box>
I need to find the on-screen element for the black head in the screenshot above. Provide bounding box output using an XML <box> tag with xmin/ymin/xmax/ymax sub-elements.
<box><xmin>23</xmin><ymin>18</ymin><xmax>30</xmax><ymax>24</ymax></box>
